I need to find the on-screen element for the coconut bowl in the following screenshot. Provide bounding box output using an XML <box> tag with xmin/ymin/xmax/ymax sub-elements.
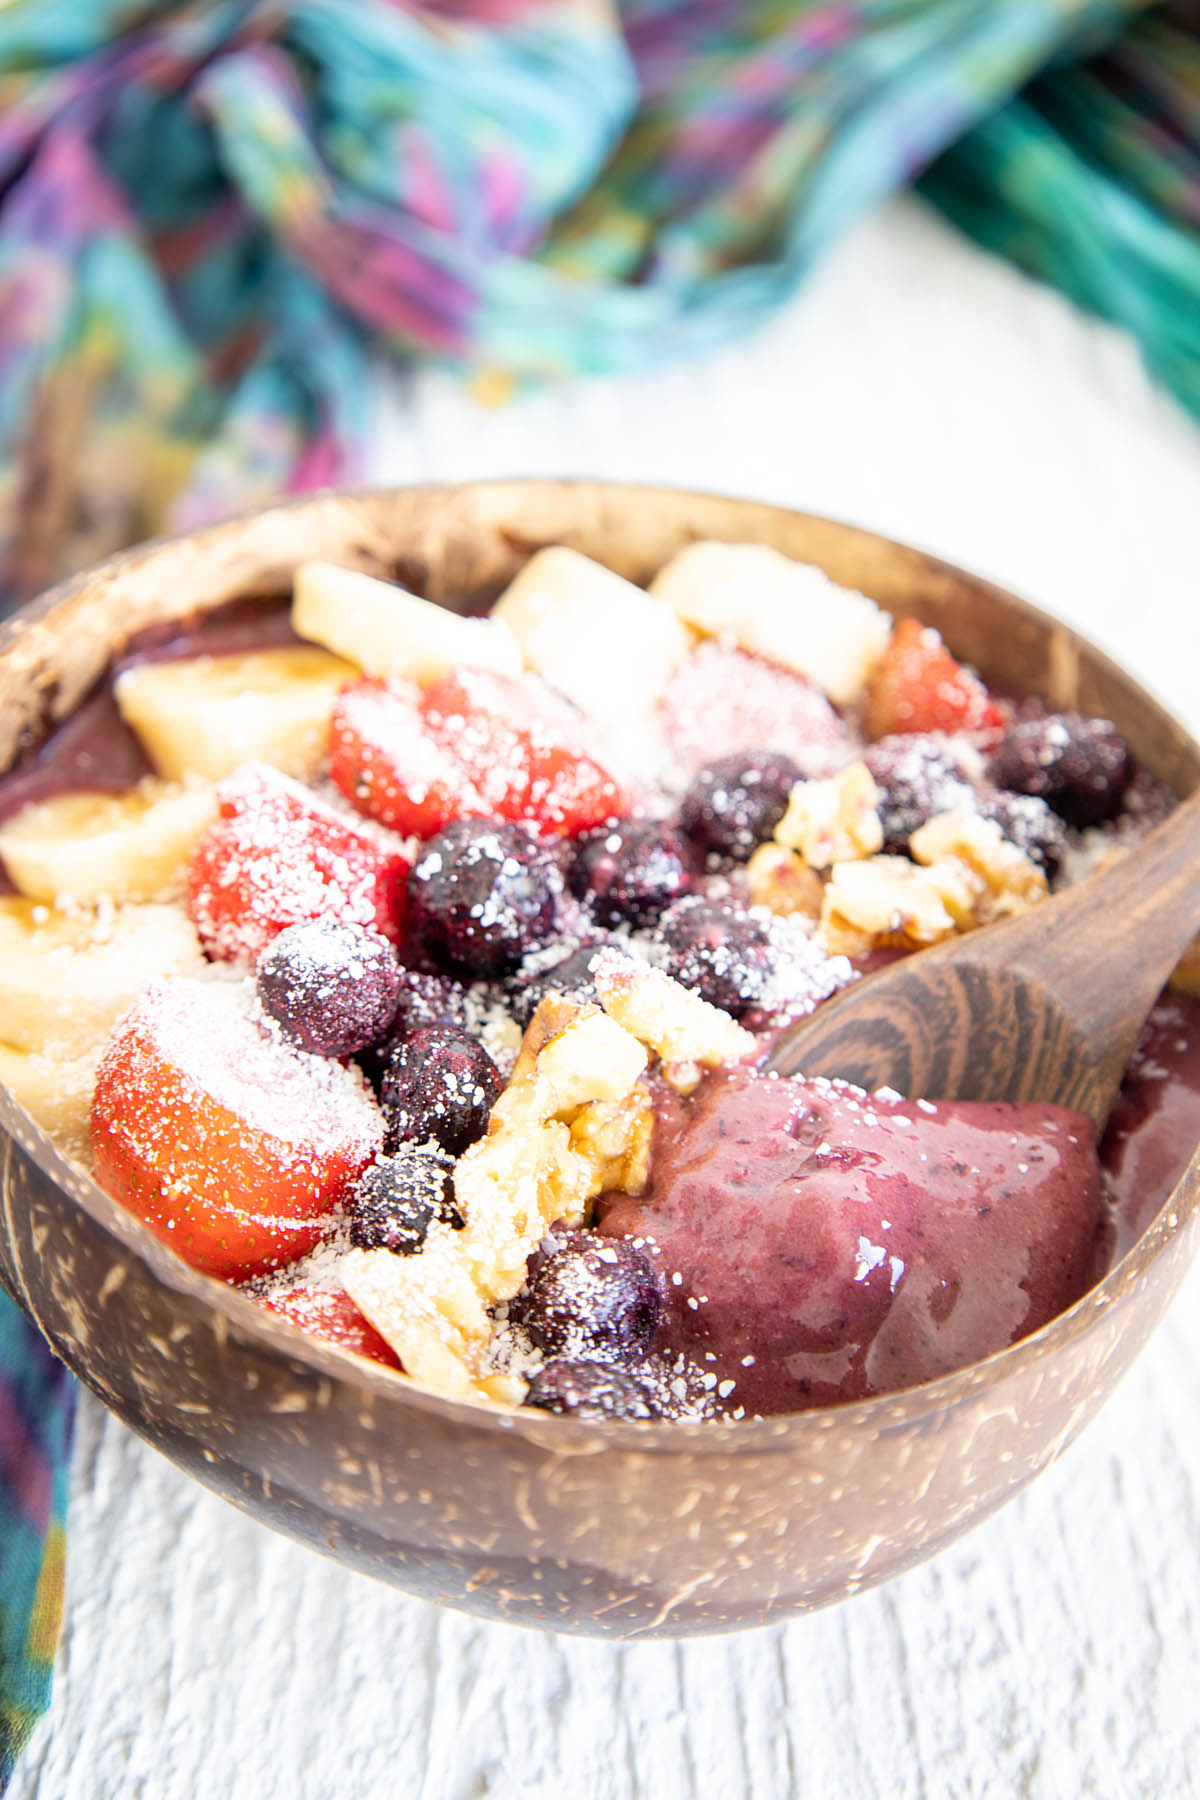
<box><xmin>0</xmin><ymin>482</ymin><xmax>1197</xmax><ymax>1639</ymax></box>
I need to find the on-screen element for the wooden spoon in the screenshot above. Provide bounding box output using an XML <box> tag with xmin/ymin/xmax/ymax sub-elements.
<box><xmin>766</xmin><ymin>786</ymin><xmax>1200</xmax><ymax>1133</ymax></box>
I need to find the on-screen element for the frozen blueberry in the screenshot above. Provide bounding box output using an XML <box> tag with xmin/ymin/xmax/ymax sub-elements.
<box><xmin>988</xmin><ymin>713</ymin><xmax>1131</xmax><ymax>828</ymax></box>
<box><xmin>347</xmin><ymin>1147</ymin><xmax>461</xmax><ymax>1254</ymax></box>
<box><xmin>657</xmin><ymin>895</ymin><xmax>775</xmax><ymax>1018</ymax></box>
<box><xmin>407</xmin><ymin>820</ymin><xmax>561</xmax><ymax>977</ymax></box>
<box><xmin>568</xmin><ymin>822</ymin><xmax>693</xmax><ymax>927</ymax></box>
<box><xmin>381</xmin><ymin>1024</ymin><xmax>504</xmax><ymax>1156</ymax></box>
<box><xmin>979</xmin><ymin>789</ymin><xmax>1067</xmax><ymax>875</ymax></box>
<box><xmin>256</xmin><ymin>918</ymin><xmax>402</xmax><ymax>1057</ymax></box>
<box><xmin>678</xmin><ymin>751</ymin><xmax>804</xmax><ymax>863</ymax></box>
<box><xmin>511</xmin><ymin>1231</ymin><xmax>662</xmax><ymax>1363</ymax></box>
<box><xmin>523</xmin><ymin>1358</ymin><xmax>657</xmax><ymax>1421</ymax></box>
<box><xmin>862</xmin><ymin>735</ymin><xmax>980</xmax><ymax>853</ymax></box>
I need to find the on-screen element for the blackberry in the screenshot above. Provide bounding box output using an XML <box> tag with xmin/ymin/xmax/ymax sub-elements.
<box><xmin>407</xmin><ymin>819</ymin><xmax>560</xmax><ymax>977</ymax></box>
<box><xmin>569</xmin><ymin>821</ymin><xmax>693</xmax><ymax>927</ymax></box>
<box><xmin>523</xmin><ymin>1358</ymin><xmax>657</xmax><ymax>1421</ymax></box>
<box><xmin>347</xmin><ymin>1147</ymin><xmax>460</xmax><ymax>1254</ymax></box>
<box><xmin>988</xmin><ymin>713</ymin><xmax>1131</xmax><ymax>828</ymax></box>
<box><xmin>256</xmin><ymin>917</ymin><xmax>402</xmax><ymax>1057</ymax></box>
<box><xmin>678</xmin><ymin>751</ymin><xmax>803</xmax><ymax>863</ymax></box>
<box><xmin>381</xmin><ymin>1025</ymin><xmax>503</xmax><ymax>1156</ymax></box>
<box><xmin>979</xmin><ymin>789</ymin><xmax>1067</xmax><ymax>875</ymax></box>
<box><xmin>862</xmin><ymin>735</ymin><xmax>979</xmax><ymax>853</ymax></box>
<box><xmin>511</xmin><ymin>1231</ymin><xmax>662</xmax><ymax>1363</ymax></box>
<box><xmin>657</xmin><ymin>895</ymin><xmax>775</xmax><ymax>1018</ymax></box>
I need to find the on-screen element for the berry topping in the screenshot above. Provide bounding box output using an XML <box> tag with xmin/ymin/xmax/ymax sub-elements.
<box><xmin>407</xmin><ymin>819</ymin><xmax>561</xmax><ymax>977</ymax></box>
<box><xmin>257</xmin><ymin>918</ymin><xmax>403</xmax><ymax>1057</ymax></box>
<box><xmin>865</xmin><ymin>618</ymin><xmax>1007</xmax><ymax>740</ymax></box>
<box><xmin>511</xmin><ymin>1230</ymin><xmax>662</xmax><ymax>1362</ymax></box>
<box><xmin>505</xmin><ymin>936</ymin><xmax>620</xmax><ymax>1027</ymax></box>
<box><xmin>90</xmin><ymin>977</ymin><xmax>384</xmax><ymax>1281</ymax></box>
<box><xmin>657</xmin><ymin>642</ymin><xmax>846</xmax><ymax>774</ymax></box>
<box><xmin>255</xmin><ymin>1284</ymin><xmax>402</xmax><ymax>1369</ymax></box>
<box><xmin>987</xmin><ymin>713</ymin><xmax>1132</xmax><ymax>828</ymax></box>
<box><xmin>522</xmin><ymin>1358</ymin><xmax>657</xmax><ymax>1421</ymax></box>
<box><xmin>330</xmin><ymin>667</ymin><xmax>629</xmax><ymax>840</ymax></box>
<box><xmin>188</xmin><ymin>763</ymin><xmax>407</xmax><ymax>965</ymax></box>
<box><xmin>657</xmin><ymin>896</ymin><xmax>775</xmax><ymax>1018</ymax></box>
<box><xmin>568</xmin><ymin>821</ymin><xmax>693</xmax><ymax>927</ymax></box>
<box><xmin>679</xmin><ymin>750</ymin><xmax>803</xmax><ymax>862</ymax></box>
<box><xmin>862</xmin><ymin>734</ymin><xmax>980</xmax><ymax>852</ymax></box>
<box><xmin>380</xmin><ymin>1025</ymin><xmax>503</xmax><ymax>1155</ymax></box>
<box><xmin>978</xmin><ymin>789</ymin><xmax>1067</xmax><ymax>874</ymax></box>
<box><xmin>347</xmin><ymin>1146</ymin><xmax>461</xmax><ymax>1254</ymax></box>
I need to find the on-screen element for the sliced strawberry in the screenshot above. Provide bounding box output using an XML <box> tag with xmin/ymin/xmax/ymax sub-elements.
<box><xmin>255</xmin><ymin>1284</ymin><xmax>401</xmax><ymax>1370</ymax></box>
<box><xmin>91</xmin><ymin>977</ymin><xmax>385</xmax><ymax>1282</ymax></box>
<box><xmin>188</xmin><ymin>762</ymin><xmax>407</xmax><ymax>964</ymax></box>
<box><xmin>331</xmin><ymin>667</ymin><xmax>629</xmax><ymax>839</ymax></box>
<box><xmin>329</xmin><ymin>679</ymin><xmax>485</xmax><ymax>837</ymax></box>
<box><xmin>865</xmin><ymin>618</ymin><xmax>1007</xmax><ymax>740</ymax></box>
<box><xmin>657</xmin><ymin>642</ymin><xmax>848</xmax><ymax>774</ymax></box>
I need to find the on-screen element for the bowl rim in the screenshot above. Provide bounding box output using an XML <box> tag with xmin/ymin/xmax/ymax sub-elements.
<box><xmin>2</xmin><ymin>476</ymin><xmax>1198</xmax><ymax>1455</ymax></box>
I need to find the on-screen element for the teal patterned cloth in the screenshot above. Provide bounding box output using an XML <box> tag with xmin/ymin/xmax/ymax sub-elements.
<box><xmin>0</xmin><ymin>0</ymin><xmax>1197</xmax><ymax>1780</ymax></box>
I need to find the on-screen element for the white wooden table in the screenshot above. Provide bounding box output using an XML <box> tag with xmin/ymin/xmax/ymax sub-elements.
<box><xmin>13</xmin><ymin>195</ymin><xmax>1200</xmax><ymax>1800</ymax></box>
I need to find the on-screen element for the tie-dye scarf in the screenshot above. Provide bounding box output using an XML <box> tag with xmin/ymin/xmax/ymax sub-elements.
<box><xmin>1</xmin><ymin>0</ymin><xmax>1198</xmax><ymax>1780</ymax></box>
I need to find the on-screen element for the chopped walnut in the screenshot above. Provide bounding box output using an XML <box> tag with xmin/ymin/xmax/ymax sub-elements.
<box><xmin>589</xmin><ymin>949</ymin><xmax>755</xmax><ymax>1078</ymax></box>
<box><xmin>775</xmin><ymin>761</ymin><xmax>883</xmax><ymax>870</ymax></box>
<box><xmin>818</xmin><ymin>856</ymin><xmax>957</xmax><ymax>958</ymax></box>
<box><xmin>745</xmin><ymin>841</ymin><xmax>824</xmax><ymax>920</ymax></box>
<box><xmin>910</xmin><ymin>811</ymin><xmax>1047</xmax><ymax>925</ymax></box>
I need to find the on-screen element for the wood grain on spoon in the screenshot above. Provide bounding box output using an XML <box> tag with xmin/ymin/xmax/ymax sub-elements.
<box><xmin>766</xmin><ymin>786</ymin><xmax>1200</xmax><ymax>1133</ymax></box>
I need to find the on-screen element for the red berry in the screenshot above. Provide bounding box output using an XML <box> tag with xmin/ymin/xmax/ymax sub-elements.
<box><xmin>658</xmin><ymin>643</ymin><xmax>846</xmax><ymax>774</ymax></box>
<box><xmin>91</xmin><ymin>977</ymin><xmax>385</xmax><ymax>1282</ymax></box>
<box><xmin>865</xmin><ymin>618</ymin><xmax>1007</xmax><ymax>740</ymax></box>
<box><xmin>255</xmin><ymin>1285</ymin><xmax>401</xmax><ymax>1369</ymax></box>
<box><xmin>188</xmin><ymin>762</ymin><xmax>408</xmax><ymax>964</ymax></box>
<box><xmin>331</xmin><ymin>668</ymin><xmax>629</xmax><ymax>840</ymax></box>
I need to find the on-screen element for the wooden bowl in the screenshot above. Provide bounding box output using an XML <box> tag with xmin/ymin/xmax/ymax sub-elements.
<box><xmin>1</xmin><ymin>483</ymin><xmax>1197</xmax><ymax>1638</ymax></box>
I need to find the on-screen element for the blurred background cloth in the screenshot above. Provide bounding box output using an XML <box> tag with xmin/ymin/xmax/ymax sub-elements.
<box><xmin>0</xmin><ymin>0</ymin><xmax>1197</xmax><ymax>608</ymax></box>
<box><xmin>0</xmin><ymin>0</ymin><xmax>1198</xmax><ymax>1781</ymax></box>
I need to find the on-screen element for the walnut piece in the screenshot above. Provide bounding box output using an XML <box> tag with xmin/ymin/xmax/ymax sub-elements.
<box><xmin>818</xmin><ymin>856</ymin><xmax>957</xmax><ymax>958</ymax></box>
<box><xmin>745</xmin><ymin>842</ymin><xmax>824</xmax><ymax>919</ymax></box>
<box><xmin>775</xmin><ymin>761</ymin><xmax>883</xmax><ymax>869</ymax></box>
<box><xmin>910</xmin><ymin>811</ymin><xmax>1047</xmax><ymax>925</ymax></box>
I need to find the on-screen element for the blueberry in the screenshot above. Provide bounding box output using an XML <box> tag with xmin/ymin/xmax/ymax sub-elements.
<box><xmin>407</xmin><ymin>820</ymin><xmax>561</xmax><ymax>977</ymax></box>
<box><xmin>979</xmin><ymin>789</ymin><xmax>1067</xmax><ymax>875</ymax></box>
<box><xmin>256</xmin><ymin>918</ymin><xmax>402</xmax><ymax>1057</ymax></box>
<box><xmin>347</xmin><ymin>1147</ymin><xmax>460</xmax><ymax>1254</ymax></box>
<box><xmin>862</xmin><ymin>735</ymin><xmax>980</xmax><ymax>853</ymax></box>
<box><xmin>657</xmin><ymin>896</ymin><xmax>775</xmax><ymax>1018</ymax></box>
<box><xmin>679</xmin><ymin>751</ymin><xmax>803</xmax><ymax>862</ymax></box>
<box><xmin>380</xmin><ymin>1024</ymin><xmax>504</xmax><ymax>1156</ymax></box>
<box><xmin>988</xmin><ymin>713</ymin><xmax>1131</xmax><ymax>828</ymax></box>
<box><xmin>511</xmin><ymin>1231</ymin><xmax>662</xmax><ymax>1362</ymax></box>
<box><xmin>506</xmin><ymin>936</ymin><xmax>618</xmax><ymax>1028</ymax></box>
<box><xmin>569</xmin><ymin>822</ymin><xmax>693</xmax><ymax>927</ymax></box>
<box><xmin>523</xmin><ymin>1358</ymin><xmax>657</xmax><ymax>1421</ymax></box>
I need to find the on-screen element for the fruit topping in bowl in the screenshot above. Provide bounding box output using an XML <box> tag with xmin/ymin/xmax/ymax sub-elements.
<box><xmin>2</xmin><ymin>543</ymin><xmax>1198</xmax><ymax>1420</ymax></box>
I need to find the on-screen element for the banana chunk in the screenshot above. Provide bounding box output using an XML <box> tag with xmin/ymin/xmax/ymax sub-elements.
<box><xmin>0</xmin><ymin>897</ymin><xmax>205</xmax><ymax>1058</ymax></box>
<box><xmin>650</xmin><ymin>541</ymin><xmax>890</xmax><ymax>705</ymax></box>
<box><xmin>492</xmin><ymin>547</ymin><xmax>693</xmax><ymax>727</ymax></box>
<box><xmin>293</xmin><ymin>561</ymin><xmax>521</xmax><ymax>685</ymax></box>
<box><xmin>0</xmin><ymin>781</ymin><xmax>216</xmax><ymax>904</ymax></box>
<box><xmin>115</xmin><ymin>647</ymin><xmax>357</xmax><ymax>781</ymax></box>
<box><xmin>0</xmin><ymin>1043</ymin><xmax>99</xmax><ymax>1164</ymax></box>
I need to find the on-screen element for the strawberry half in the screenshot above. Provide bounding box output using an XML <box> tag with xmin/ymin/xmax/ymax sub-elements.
<box><xmin>330</xmin><ymin>667</ymin><xmax>629</xmax><ymax>839</ymax></box>
<box><xmin>865</xmin><ymin>618</ymin><xmax>1007</xmax><ymax>740</ymax></box>
<box><xmin>188</xmin><ymin>762</ymin><xmax>408</xmax><ymax>964</ymax></box>
<box><xmin>657</xmin><ymin>642</ymin><xmax>848</xmax><ymax>774</ymax></box>
<box><xmin>255</xmin><ymin>1285</ymin><xmax>402</xmax><ymax>1369</ymax></box>
<box><xmin>91</xmin><ymin>977</ymin><xmax>385</xmax><ymax>1282</ymax></box>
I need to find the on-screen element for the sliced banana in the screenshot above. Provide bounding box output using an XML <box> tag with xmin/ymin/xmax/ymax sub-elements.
<box><xmin>0</xmin><ymin>897</ymin><xmax>205</xmax><ymax>1059</ymax></box>
<box><xmin>649</xmin><ymin>541</ymin><xmax>891</xmax><ymax>705</ymax></box>
<box><xmin>115</xmin><ymin>646</ymin><xmax>357</xmax><ymax>781</ymax></box>
<box><xmin>491</xmin><ymin>547</ymin><xmax>693</xmax><ymax>727</ymax></box>
<box><xmin>0</xmin><ymin>781</ymin><xmax>216</xmax><ymax>904</ymax></box>
<box><xmin>293</xmin><ymin>561</ymin><xmax>521</xmax><ymax>685</ymax></box>
<box><xmin>0</xmin><ymin>1043</ymin><xmax>99</xmax><ymax>1165</ymax></box>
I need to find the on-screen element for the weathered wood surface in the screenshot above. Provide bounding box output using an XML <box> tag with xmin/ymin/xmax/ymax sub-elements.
<box><xmin>12</xmin><ymin>196</ymin><xmax>1200</xmax><ymax>1800</ymax></box>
